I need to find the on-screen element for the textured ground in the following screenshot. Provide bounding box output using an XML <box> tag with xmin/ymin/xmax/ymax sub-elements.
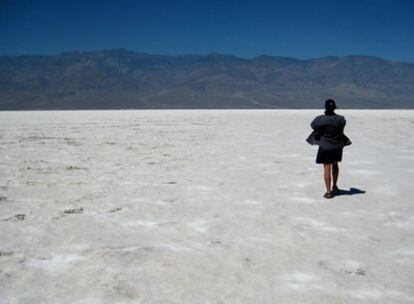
<box><xmin>0</xmin><ymin>110</ymin><xmax>413</xmax><ymax>304</ymax></box>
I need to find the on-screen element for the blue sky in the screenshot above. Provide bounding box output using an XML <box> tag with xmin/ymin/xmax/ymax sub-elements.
<box><xmin>0</xmin><ymin>0</ymin><xmax>413</xmax><ymax>62</ymax></box>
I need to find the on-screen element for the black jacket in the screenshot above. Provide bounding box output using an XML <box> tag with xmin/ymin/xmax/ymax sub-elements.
<box><xmin>308</xmin><ymin>114</ymin><xmax>350</xmax><ymax>150</ymax></box>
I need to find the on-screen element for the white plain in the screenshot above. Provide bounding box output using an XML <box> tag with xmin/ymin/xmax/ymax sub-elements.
<box><xmin>0</xmin><ymin>110</ymin><xmax>413</xmax><ymax>304</ymax></box>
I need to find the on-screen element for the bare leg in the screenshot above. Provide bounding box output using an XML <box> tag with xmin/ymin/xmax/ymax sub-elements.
<box><xmin>332</xmin><ymin>162</ymin><xmax>339</xmax><ymax>188</ymax></box>
<box><xmin>323</xmin><ymin>164</ymin><xmax>332</xmax><ymax>193</ymax></box>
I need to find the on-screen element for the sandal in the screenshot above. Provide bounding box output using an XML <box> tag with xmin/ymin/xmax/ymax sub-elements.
<box><xmin>324</xmin><ymin>192</ymin><xmax>334</xmax><ymax>199</ymax></box>
<box><xmin>332</xmin><ymin>185</ymin><xmax>339</xmax><ymax>192</ymax></box>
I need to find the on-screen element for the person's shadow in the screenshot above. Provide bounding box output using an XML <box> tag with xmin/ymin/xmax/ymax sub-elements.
<box><xmin>334</xmin><ymin>187</ymin><xmax>366</xmax><ymax>197</ymax></box>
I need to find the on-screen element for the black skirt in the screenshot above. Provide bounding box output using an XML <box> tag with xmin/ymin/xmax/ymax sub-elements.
<box><xmin>316</xmin><ymin>147</ymin><xmax>343</xmax><ymax>164</ymax></box>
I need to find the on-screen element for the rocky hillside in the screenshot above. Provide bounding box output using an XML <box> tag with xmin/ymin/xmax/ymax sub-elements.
<box><xmin>0</xmin><ymin>49</ymin><xmax>413</xmax><ymax>109</ymax></box>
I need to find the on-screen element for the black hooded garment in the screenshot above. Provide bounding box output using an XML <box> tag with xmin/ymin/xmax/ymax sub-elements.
<box><xmin>310</xmin><ymin>114</ymin><xmax>348</xmax><ymax>150</ymax></box>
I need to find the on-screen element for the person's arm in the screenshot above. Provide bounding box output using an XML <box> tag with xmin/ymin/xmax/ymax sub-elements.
<box><xmin>339</xmin><ymin>116</ymin><xmax>346</xmax><ymax>133</ymax></box>
<box><xmin>310</xmin><ymin>117</ymin><xmax>323</xmax><ymax>140</ymax></box>
<box><xmin>311</xmin><ymin>116</ymin><xmax>322</xmax><ymax>132</ymax></box>
<box><xmin>340</xmin><ymin>115</ymin><xmax>346</xmax><ymax>126</ymax></box>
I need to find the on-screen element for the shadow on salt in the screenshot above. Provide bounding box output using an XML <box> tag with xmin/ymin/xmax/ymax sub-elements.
<box><xmin>332</xmin><ymin>187</ymin><xmax>366</xmax><ymax>197</ymax></box>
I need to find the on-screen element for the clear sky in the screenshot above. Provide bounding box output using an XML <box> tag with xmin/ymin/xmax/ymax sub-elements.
<box><xmin>1</xmin><ymin>0</ymin><xmax>413</xmax><ymax>62</ymax></box>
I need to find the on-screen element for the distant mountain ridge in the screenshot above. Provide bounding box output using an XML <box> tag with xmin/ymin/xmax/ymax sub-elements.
<box><xmin>1</xmin><ymin>49</ymin><xmax>413</xmax><ymax>109</ymax></box>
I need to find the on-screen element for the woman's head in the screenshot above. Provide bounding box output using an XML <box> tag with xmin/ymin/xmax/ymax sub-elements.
<box><xmin>325</xmin><ymin>99</ymin><xmax>336</xmax><ymax>115</ymax></box>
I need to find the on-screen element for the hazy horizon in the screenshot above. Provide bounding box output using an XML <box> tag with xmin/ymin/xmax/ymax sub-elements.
<box><xmin>2</xmin><ymin>48</ymin><xmax>413</xmax><ymax>64</ymax></box>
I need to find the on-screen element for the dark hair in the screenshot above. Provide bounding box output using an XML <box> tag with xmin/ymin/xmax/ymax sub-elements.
<box><xmin>325</xmin><ymin>99</ymin><xmax>337</xmax><ymax>115</ymax></box>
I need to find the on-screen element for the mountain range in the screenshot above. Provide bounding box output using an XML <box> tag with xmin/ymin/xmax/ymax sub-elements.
<box><xmin>1</xmin><ymin>49</ymin><xmax>413</xmax><ymax>109</ymax></box>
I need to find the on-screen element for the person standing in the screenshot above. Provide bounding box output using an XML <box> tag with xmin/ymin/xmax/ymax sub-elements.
<box><xmin>308</xmin><ymin>99</ymin><xmax>351</xmax><ymax>199</ymax></box>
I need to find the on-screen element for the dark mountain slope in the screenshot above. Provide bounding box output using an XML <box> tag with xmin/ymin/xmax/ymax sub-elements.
<box><xmin>0</xmin><ymin>49</ymin><xmax>413</xmax><ymax>109</ymax></box>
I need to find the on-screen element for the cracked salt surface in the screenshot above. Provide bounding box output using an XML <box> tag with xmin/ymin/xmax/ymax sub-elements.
<box><xmin>291</xmin><ymin>216</ymin><xmax>346</xmax><ymax>232</ymax></box>
<box><xmin>188</xmin><ymin>219</ymin><xmax>209</xmax><ymax>232</ymax></box>
<box><xmin>348</xmin><ymin>288</ymin><xmax>414</xmax><ymax>302</ymax></box>
<box><xmin>389</xmin><ymin>248</ymin><xmax>414</xmax><ymax>264</ymax></box>
<box><xmin>0</xmin><ymin>110</ymin><xmax>413</xmax><ymax>303</ymax></box>
<box><xmin>25</xmin><ymin>254</ymin><xmax>85</xmax><ymax>270</ymax></box>
<box><xmin>280</xmin><ymin>272</ymin><xmax>322</xmax><ymax>291</ymax></box>
<box><xmin>290</xmin><ymin>196</ymin><xmax>316</xmax><ymax>204</ymax></box>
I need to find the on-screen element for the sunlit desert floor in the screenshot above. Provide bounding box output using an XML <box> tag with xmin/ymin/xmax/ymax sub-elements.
<box><xmin>0</xmin><ymin>110</ymin><xmax>413</xmax><ymax>304</ymax></box>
